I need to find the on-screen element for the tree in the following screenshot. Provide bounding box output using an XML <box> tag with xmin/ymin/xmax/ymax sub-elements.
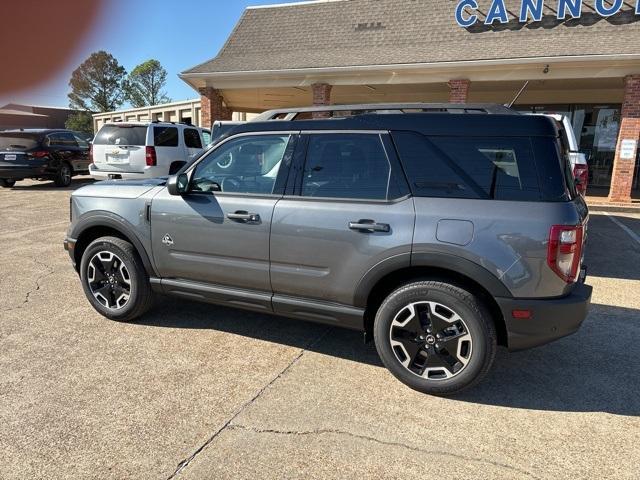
<box><xmin>68</xmin><ymin>51</ymin><xmax>126</xmax><ymax>113</ymax></box>
<box><xmin>65</xmin><ymin>111</ymin><xmax>93</xmax><ymax>134</ymax></box>
<box><xmin>124</xmin><ymin>59</ymin><xmax>171</xmax><ymax>108</ymax></box>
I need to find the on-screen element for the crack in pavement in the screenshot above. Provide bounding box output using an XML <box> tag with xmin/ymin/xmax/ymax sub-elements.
<box><xmin>227</xmin><ymin>424</ymin><xmax>542</xmax><ymax>479</ymax></box>
<box><xmin>166</xmin><ymin>327</ymin><xmax>333</xmax><ymax>479</ymax></box>
<box><xmin>1</xmin><ymin>259</ymin><xmax>55</xmax><ymax>312</ymax></box>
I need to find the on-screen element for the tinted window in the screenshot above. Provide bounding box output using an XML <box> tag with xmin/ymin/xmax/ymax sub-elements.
<box><xmin>73</xmin><ymin>135</ymin><xmax>89</xmax><ymax>148</ymax></box>
<box><xmin>192</xmin><ymin>135</ymin><xmax>290</xmax><ymax>195</ymax></box>
<box><xmin>0</xmin><ymin>132</ymin><xmax>40</xmax><ymax>150</ymax></box>
<box><xmin>301</xmin><ymin>134</ymin><xmax>391</xmax><ymax>200</ymax></box>
<box><xmin>57</xmin><ymin>132</ymin><xmax>78</xmax><ymax>147</ymax></box>
<box><xmin>94</xmin><ymin>125</ymin><xmax>147</xmax><ymax>146</ymax></box>
<box><xmin>154</xmin><ymin>126</ymin><xmax>178</xmax><ymax>147</ymax></box>
<box><xmin>184</xmin><ymin>128</ymin><xmax>202</xmax><ymax>149</ymax></box>
<box><xmin>392</xmin><ymin>132</ymin><xmax>541</xmax><ymax>201</ymax></box>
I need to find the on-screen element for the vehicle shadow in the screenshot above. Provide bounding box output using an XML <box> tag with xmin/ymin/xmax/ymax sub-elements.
<box><xmin>585</xmin><ymin>214</ymin><xmax>640</xmax><ymax>280</ymax></box>
<box><xmin>9</xmin><ymin>177</ymin><xmax>95</xmax><ymax>192</ymax></box>
<box><xmin>139</xmin><ymin>298</ymin><xmax>640</xmax><ymax>416</ymax></box>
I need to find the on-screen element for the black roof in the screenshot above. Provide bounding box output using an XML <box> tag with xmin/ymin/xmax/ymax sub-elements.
<box><xmin>230</xmin><ymin>112</ymin><xmax>559</xmax><ymax>138</ymax></box>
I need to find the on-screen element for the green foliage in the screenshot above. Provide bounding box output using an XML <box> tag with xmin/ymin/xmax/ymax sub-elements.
<box><xmin>65</xmin><ymin>111</ymin><xmax>94</xmax><ymax>135</ymax></box>
<box><xmin>124</xmin><ymin>59</ymin><xmax>171</xmax><ymax>108</ymax></box>
<box><xmin>68</xmin><ymin>51</ymin><xmax>126</xmax><ymax>113</ymax></box>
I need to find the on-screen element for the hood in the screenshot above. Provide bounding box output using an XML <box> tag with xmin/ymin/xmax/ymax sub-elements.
<box><xmin>72</xmin><ymin>177</ymin><xmax>167</xmax><ymax>199</ymax></box>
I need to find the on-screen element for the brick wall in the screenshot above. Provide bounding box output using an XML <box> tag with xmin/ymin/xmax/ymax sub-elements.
<box><xmin>448</xmin><ymin>79</ymin><xmax>470</xmax><ymax>103</ymax></box>
<box><xmin>609</xmin><ymin>75</ymin><xmax>640</xmax><ymax>203</ymax></box>
<box><xmin>312</xmin><ymin>83</ymin><xmax>332</xmax><ymax>118</ymax></box>
<box><xmin>198</xmin><ymin>87</ymin><xmax>232</xmax><ymax>128</ymax></box>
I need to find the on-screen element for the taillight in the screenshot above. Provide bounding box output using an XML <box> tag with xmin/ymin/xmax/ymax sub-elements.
<box><xmin>145</xmin><ymin>146</ymin><xmax>157</xmax><ymax>166</ymax></box>
<box><xmin>547</xmin><ymin>225</ymin><xmax>584</xmax><ymax>283</ymax></box>
<box><xmin>573</xmin><ymin>164</ymin><xmax>588</xmax><ymax>195</ymax></box>
<box><xmin>28</xmin><ymin>150</ymin><xmax>49</xmax><ymax>158</ymax></box>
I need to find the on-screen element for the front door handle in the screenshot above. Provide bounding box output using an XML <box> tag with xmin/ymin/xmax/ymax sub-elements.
<box><xmin>349</xmin><ymin>219</ymin><xmax>390</xmax><ymax>233</ymax></box>
<box><xmin>227</xmin><ymin>211</ymin><xmax>260</xmax><ymax>223</ymax></box>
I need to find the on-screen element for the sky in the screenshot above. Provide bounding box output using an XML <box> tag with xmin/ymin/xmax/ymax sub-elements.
<box><xmin>1</xmin><ymin>0</ymin><xmax>304</xmax><ymax>109</ymax></box>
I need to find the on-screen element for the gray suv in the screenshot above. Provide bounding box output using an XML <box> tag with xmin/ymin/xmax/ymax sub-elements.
<box><xmin>64</xmin><ymin>104</ymin><xmax>592</xmax><ymax>395</ymax></box>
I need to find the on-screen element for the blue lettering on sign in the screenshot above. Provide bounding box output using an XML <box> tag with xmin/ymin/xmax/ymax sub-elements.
<box><xmin>455</xmin><ymin>0</ymin><xmax>640</xmax><ymax>27</ymax></box>
<box><xmin>455</xmin><ymin>0</ymin><xmax>479</xmax><ymax>27</ymax></box>
<box><xmin>519</xmin><ymin>0</ymin><xmax>544</xmax><ymax>21</ymax></box>
<box><xmin>557</xmin><ymin>0</ymin><xmax>582</xmax><ymax>19</ymax></box>
<box><xmin>594</xmin><ymin>0</ymin><xmax>623</xmax><ymax>16</ymax></box>
<box><xmin>485</xmin><ymin>0</ymin><xmax>509</xmax><ymax>24</ymax></box>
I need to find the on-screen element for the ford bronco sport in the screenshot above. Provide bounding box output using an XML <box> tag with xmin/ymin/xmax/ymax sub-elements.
<box><xmin>64</xmin><ymin>104</ymin><xmax>592</xmax><ymax>395</ymax></box>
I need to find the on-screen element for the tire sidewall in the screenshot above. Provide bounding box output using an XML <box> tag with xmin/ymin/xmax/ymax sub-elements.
<box><xmin>374</xmin><ymin>282</ymin><xmax>493</xmax><ymax>395</ymax></box>
<box><xmin>79</xmin><ymin>238</ymin><xmax>144</xmax><ymax>321</ymax></box>
<box><xmin>55</xmin><ymin>162</ymin><xmax>72</xmax><ymax>187</ymax></box>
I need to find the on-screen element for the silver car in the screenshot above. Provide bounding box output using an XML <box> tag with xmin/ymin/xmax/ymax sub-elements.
<box><xmin>64</xmin><ymin>104</ymin><xmax>592</xmax><ymax>395</ymax></box>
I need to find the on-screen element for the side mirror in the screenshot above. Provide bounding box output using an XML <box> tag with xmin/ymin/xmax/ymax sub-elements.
<box><xmin>167</xmin><ymin>173</ymin><xmax>189</xmax><ymax>196</ymax></box>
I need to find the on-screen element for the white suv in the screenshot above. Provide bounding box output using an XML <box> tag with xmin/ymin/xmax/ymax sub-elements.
<box><xmin>89</xmin><ymin>122</ymin><xmax>211</xmax><ymax>180</ymax></box>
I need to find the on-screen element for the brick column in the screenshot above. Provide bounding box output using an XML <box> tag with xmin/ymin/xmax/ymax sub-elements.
<box><xmin>311</xmin><ymin>83</ymin><xmax>332</xmax><ymax>118</ymax></box>
<box><xmin>609</xmin><ymin>75</ymin><xmax>640</xmax><ymax>203</ymax></box>
<box><xmin>448</xmin><ymin>79</ymin><xmax>470</xmax><ymax>103</ymax></box>
<box><xmin>198</xmin><ymin>87</ymin><xmax>232</xmax><ymax>128</ymax></box>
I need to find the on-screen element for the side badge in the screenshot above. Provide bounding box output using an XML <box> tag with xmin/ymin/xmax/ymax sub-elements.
<box><xmin>162</xmin><ymin>234</ymin><xmax>174</xmax><ymax>246</ymax></box>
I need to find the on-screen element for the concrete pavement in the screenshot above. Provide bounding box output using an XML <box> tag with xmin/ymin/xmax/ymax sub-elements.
<box><xmin>1</xmin><ymin>178</ymin><xmax>639</xmax><ymax>479</ymax></box>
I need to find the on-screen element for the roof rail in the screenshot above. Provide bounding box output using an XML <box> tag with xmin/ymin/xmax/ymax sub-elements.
<box><xmin>252</xmin><ymin>103</ymin><xmax>516</xmax><ymax>122</ymax></box>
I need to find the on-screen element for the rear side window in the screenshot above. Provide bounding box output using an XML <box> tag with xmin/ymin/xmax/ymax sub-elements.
<box><xmin>94</xmin><ymin>125</ymin><xmax>147</xmax><ymax>146</ymax></box>
<box><xmin>49</xmin><ymin>132</ymin><xmax>78</xmax><ymax>147</ymax></box>
<box><xmin>184</xmin><ymin>128</ymin><xmax>202</xmax><ymax>149</ymax></box>
<box><xmin>301</xmin><ymin>134</ymin><xmax>391</xmax><ymax>200</ymax></box>
<box><xmin>154</xmin><ymin>126</ymin><xmax>178</xmax><ymax>147</ymax></box>
<box><xmin>0</xmin><ymin>133</ymin><xmax>40</xmax><ymax>150</ymax></box>
<box><xmin>392</xmin><ymin>132</ymin><xmax>541</xmax><ymax>201</ymax></box>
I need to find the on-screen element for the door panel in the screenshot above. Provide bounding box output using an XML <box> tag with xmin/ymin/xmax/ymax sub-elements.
<box><xmin>270</xmin><ymin>197</ymin><xmax>414</xmax><ymax>306</ymax></box>
<box><xmin>150</xmin><ymin>188</ymin><xmax>277</xmax><ymax>295</ymax></box>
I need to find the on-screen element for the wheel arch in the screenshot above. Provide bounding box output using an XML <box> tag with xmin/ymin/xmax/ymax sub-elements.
<box><xmin>357</xmin><ymin>254</ymin><xmax>510</xmax><ymax>347</ymax></box>
<box><xmin>72</xmin><ymin>214</ymin><xmax>157</xmax><ymax>277</ymax></box>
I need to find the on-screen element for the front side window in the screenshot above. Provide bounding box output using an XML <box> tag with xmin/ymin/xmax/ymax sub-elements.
<box><xmin>184</xmin><ymin>128</ymin><xmax>202</xmax><ymax>149</ymax></box>
<box><xmin>393</xmin><ymin>132</ymin><xmax>541</xmax><ymax>201</ymax></box>
<box><xmin>301</xmin><ymin>134</ymin><xmax>391</xmax><ymax>200</ymax></box>
<box><xmin>191</xmin><ymin>135</ymin><xmax>290</xmax><ymax>194</ymax></box>
<box><xmin>154</xmin><ymin>126</ymin><xmax>178</xmax><ymax>147</ymax></box>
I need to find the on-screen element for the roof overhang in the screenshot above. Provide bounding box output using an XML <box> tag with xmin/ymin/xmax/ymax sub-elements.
<box><xmin>180</xmin><ymin>54</ymin><xmax>640</xmax><ymax>91</ymax></box>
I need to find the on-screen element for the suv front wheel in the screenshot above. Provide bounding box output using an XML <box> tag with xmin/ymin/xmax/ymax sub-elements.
<box><xmin>374</xmin><ymin>281</ymin><xmax>496</xmax><ymax>395</ymax></box>
<box><xmin>80</xmin><ymin>236</ymin><xmax>153</xmax><ymax>321</ymax></box>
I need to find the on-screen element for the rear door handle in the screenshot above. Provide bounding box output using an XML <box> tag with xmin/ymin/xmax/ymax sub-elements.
<box><xmin>349</xmin><ymin>219</ymin><xmax>390</xmax><ymax>233</ymax></box>
<box><xmin>227</xmin><ymin>211</ymin><xmax>260</xmax><ymax>223</ymax></box>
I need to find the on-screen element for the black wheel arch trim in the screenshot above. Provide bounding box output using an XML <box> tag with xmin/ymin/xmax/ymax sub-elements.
<box><xmin>353</xmin><ymin>251</ymin><xmax>511</xmax><ymax>308</ymax></box>
<box><xmin>70</xmin><ymin>211</ymin><xmax>158</xmax><ymax>277</ymax></box>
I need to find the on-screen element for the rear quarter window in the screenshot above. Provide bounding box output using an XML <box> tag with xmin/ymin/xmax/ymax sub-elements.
<box><xmin>94</xmin><ymin>125</ymin><xmax>147</xmax><ymax>146</ymax></box>
<box><xmin>392</xmin><ymin>132</ymin><xmax>543</xmax><ymax>201</ymax></box>
<box><xmin>154</xmin><ymin>127</ymin><xmax>178</xmax><ymax>147</ymax></box>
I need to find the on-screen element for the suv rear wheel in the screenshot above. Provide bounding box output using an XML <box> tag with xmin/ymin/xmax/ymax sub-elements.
<box><xmin>79</xmin><ymin>236</ymin><xmax>153</xmax><ymax>321</ymax></box>
<box><xmin>0</xmin><ymin>179</ymin><xmax>16</xmax><ymax>188</ymax></box>
<box><xmin>374</xmin><ymin>281</ymin><xmax>496</xmax><ymax>395</ymax></box>
<box><xmin>53</xmin><ymin>162</ymin><xmax>72</xmax><ymax>187</ymax></box>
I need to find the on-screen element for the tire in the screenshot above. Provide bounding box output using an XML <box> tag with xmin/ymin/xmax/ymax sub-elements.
<box><xmin>0</xmin><ymin>179</ymin><xmax>16</xmax><ymax>188</ymax></box>
<box><xmin>374</xmin><ymin>281</ymin><xmax>497</xmax><ymax>396</ymax></box>
<box><xmin>53</xmin><ymin>162</ymin><xmax>72</xmax><ymax>187</ymax></box>
<box><xmin>79</xmin><ymin>236</ymin><xmax>153</xmax><ymax>322</ymax></box>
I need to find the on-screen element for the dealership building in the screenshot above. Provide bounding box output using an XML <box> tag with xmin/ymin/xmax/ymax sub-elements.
<box><xmin>97</xmin><ymin>0</ymin><xmax>640</xmax><ymax>203</ymax></box>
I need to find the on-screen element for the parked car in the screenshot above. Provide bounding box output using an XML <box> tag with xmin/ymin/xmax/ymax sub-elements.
<box><xmin>527</xmin><ymin>113</ymin><xmax>589</xmax><ymax>195</ymax></box>
<box><xmin>89</xmin><ymin>122</ymin><xmax>210</xmax><ymax>180</ymax></box>
<box><xmin>210</xmin><ymin>120</ymin><xmax>245</xmax><ymax>145</ymax></box>
<box><xmin>0</xmin><ymin>129</ymin><xmax>90</xmax><ymax>188</ymax></box>
<box><xmin>64</xmin><ymin>103</ymin><xmax>591</xmax><ymax>395</ymax></box>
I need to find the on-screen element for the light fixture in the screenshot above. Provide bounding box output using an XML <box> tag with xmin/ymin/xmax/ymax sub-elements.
<box><xmin>543</xmin><ymin>64</ymin><xmax>550</xmax><ymax>74</ymax></box>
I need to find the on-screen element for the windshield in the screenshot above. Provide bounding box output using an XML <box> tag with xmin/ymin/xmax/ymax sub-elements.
<box><xmin>93</xmin><ymin>125</ymin><xmax>147</xmax><ymax>146</ymax></box>
<box><xmin>0</xmin><ymin>132</ymin><xmax>40</xmax><ymax>150</ymax></box>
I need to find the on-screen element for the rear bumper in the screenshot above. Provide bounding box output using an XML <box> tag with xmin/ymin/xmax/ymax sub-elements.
<box><xmin>0</xmin><ymin>162</ymin><xmax>48</xmax><ymax>179</ymax></box>
<box><xmin>496</xmin><ymin>282</ymin><xmax>593</xmax><ymax>351</ymax></box>
<box><xmin>89</xmin><ymin>163</ymin><xmax>166</xmax><ymax>180</ymax></box>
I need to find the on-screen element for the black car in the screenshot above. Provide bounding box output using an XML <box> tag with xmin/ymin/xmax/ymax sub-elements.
<box><xmin>0</xmin><ymin>129</ymin><xmax>91</xmax><ymax>188</ymax></box>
